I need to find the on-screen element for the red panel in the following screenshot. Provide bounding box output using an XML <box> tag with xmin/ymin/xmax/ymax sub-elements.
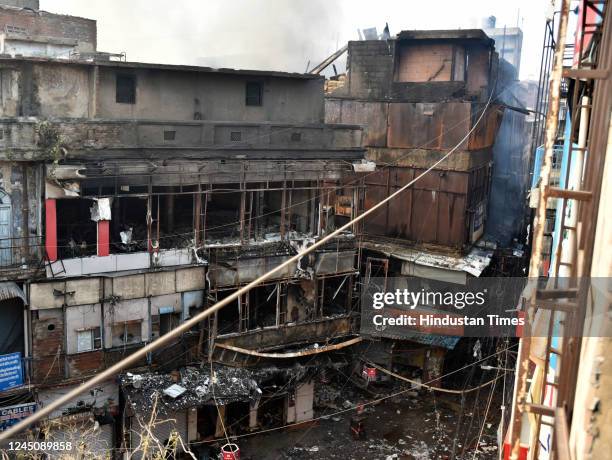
<box><xmin>45</xmin><ymin>199</ymin><xmax>57</xmax><ymax>262</ymax></box>
<box><xmin>97</xmin><ymin>220</ymin><xmax>110</xmax><ymax>257</ymax></box>
<box><xmin>503</xmin><ymin>442</ymin><xmax>528</xmax><ymax>460</ymax></box>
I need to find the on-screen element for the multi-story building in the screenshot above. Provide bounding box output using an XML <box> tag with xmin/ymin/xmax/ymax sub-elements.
<box><xmin>0</xmin><ymin>3</ymin><xmax>365</xmax><ymax>454</ymax></box>
<box><xmin>324</xmin><ymin>29</ymin><xmax>509</xmax><ymax>382</ymax></box>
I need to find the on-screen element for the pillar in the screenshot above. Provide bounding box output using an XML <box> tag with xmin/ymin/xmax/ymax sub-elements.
<box><xmin>45</xmin><ymin>199</ymin><xmax>57</xmax><ymax>261</ymax></box>
<box><xmin>97</xmin><ymin>220</ymin><xmax>110</xmax><ymax>256</ymax></box>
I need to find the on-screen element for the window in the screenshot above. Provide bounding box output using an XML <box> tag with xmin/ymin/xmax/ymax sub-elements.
<box><xmin>290</xmin><ymin>132</ymin><xmax>302</xmax><ymax>142</ymax></box>
<box><xmin>112</xmin><ymin>321</ymin><xmax>142</xmax><ymax>347</ymax></box>
<box><xmin>116</xmin><ymin>74</ymin><xmax>136</xmax><ymax>104</ymax></box>
<box><xmin>245</xmin><ymin>81</ymin><xmax>263</xmax><ymax>106</ymax></box>
<box><xmin>163</xmin><ymin>130</ymin><xmax>176</xmax><ymax>141</ymax></box>
<box><xmin>151</xmin><ymin>310</ymin><xmax>180</xmax><ymax>338</ymax></box>
<box><xmin>159</xmin><ymin>312</ymin><xmax>180</xmax><ymax>336</ymax></box>
<box><xmin>230</xmin><ymin>131</ymin><xmax>242</xmax><ymax>141</ymax></box>
<box><xmin>76</xmin><ymin>327</ymin><xmax>102</xmax><ymax>352</ymax></box>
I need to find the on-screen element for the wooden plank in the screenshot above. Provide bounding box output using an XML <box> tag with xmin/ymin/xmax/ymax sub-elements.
<box><xmin>554</xmin><ymin>407</ymin><xmax>572</xmax><ymax>460</ymax></box>
<box><xmin>562</xmin><ymin>67</ymin><xmax>609</xmax><ymax>79</ymax></box>
<box><xmin>525</xmin><ymin>403</ymin><xmax>555</xmax><ymax>416</ymax></box>
<box><xmin>546</xmin><ymin>187</ymin><xmax>593</xmax><ymax>201</ymax></box>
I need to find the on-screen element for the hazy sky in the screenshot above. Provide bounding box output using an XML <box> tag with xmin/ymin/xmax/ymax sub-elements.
<box><xmin>41</xmin><ymin>0</ymin><xmax>557</xmax><ymax>80</ymax></box>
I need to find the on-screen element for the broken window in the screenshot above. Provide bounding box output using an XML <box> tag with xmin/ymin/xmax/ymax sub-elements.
<box><xmin>56</xmin><ymin>198</ymin><xmax>97</xmax><ymax>259</ymax></box>
<box><xmin>215</xmin><ymin>290</ymin><xmax>240</xmax><ymax>335</ymax></box>
<box><xmin>204</xmin><ymin>186</ymin><xmax>242</xmax><ymax>241</ymax></box>
<box><xmin>285</xmin><ymin>184</ymin><xmax>313</xmax><ymax>234</ymax></box>
<box><xmin>151</xmin><ymin>188</ymin><xmax>195</xmax><ymax>250</ymax></box>
<box><xmin>112</xmin><ymin>320</ymin><xmax>142</xmax><ymax>347</ymax></box>
<box><xmin>248</xmin><ymin>283</ymin><xmax>279</xmax><ymax>329</ymax></box>
<box><xmin>111</xmin><ymin>197</ymin><xmax>148</xmax><ymax>253</ymax></box>
<box><xmin>116</xmin><ymin>73</ymin><xmax>136</xmax><ymax>104</ymax></box>
<box><xmin>76</xmin><ymin>327</ymin><xmax>102</xmax><ymax>352</ymax></box>
<box><xmin>286</xmin><ymin>280</ymin><xmax>315</xmax><ymax>323</ymax></box>
<box><xmin>261</xmin><ymin>185</ymin><xmax>284</xmax><ymax>236</ymax></box>
<box><xmin>318</xmin><ymin>275</ymin><xmax>353</xmax><ymax>317</ymax></box>
<box><xmin>245</xmin><ymin>81</ymin><xmax>263</xmax><ymax>106</ymax></box>
<box><xmin>152</xmin><ymin>310</ymin><xmax>181</xmax><ymax>337</ymax></box>
<box><xmin>159</xmin><ymin>311</ymin><xmax>180</xmax><ymax>336</ymax></box>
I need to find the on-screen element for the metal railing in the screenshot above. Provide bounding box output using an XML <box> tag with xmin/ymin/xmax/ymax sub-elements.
<box><xmin>0</xmin><ymin>236</ymin><xmax>44</xmax><ymax>272</ymax></box>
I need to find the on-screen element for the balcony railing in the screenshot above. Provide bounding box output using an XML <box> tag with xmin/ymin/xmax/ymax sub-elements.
<box><xmin>0</xmin><ymin>236</ymin><xmax>43</xmax><ymax>273</ymax></box>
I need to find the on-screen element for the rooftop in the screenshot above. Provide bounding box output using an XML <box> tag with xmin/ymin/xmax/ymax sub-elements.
<box><xmin>0</xmin><ymin>54</ymin><xmax>323</xmax><ymax>80</ymax></box>
<box><xmin>395</xmin><ymin>28</ymin><xmax>494</xmax><ymax>46</ymax></box>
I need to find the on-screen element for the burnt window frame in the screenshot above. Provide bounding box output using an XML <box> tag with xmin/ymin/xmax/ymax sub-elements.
<box><xmin>245</xmin><ymin>81</ymin><xmax>263</xmax><ymax>106</ymax></box>
<box><xmin>76</xmin><ymin>326</ymin><xmax>102</xmax><ymax>353</ymax></box>
<box><xmin>116</xmin><ymin>73</ymin><xmax>136</xmax><ymax>104</ymax></box>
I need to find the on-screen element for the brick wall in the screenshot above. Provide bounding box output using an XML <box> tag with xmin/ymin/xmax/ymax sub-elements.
<box><xmin>1</xmin><ymin>0</ymin><xmax>39</xmax><ymax>9</ymax></box>
<box><xmin>0</xmin><ymin>6</ymin><xmax>96</xmax><ymax>52</ymax></box>
<box><xmin>31</xmin><ymin>308</ymin><xmax>65</xmax><ymax>382</ymax></box>
<box><xmin>395</xmin><ymin>44</ymin><xmax>454</xmax><ymax>82</ymax></box>
<box><xmin>346</xmin><ymin>40</ymin><xmax>394</xmax><ymax>99</ymax></box>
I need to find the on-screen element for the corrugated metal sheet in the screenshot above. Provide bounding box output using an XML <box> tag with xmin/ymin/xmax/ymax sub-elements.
<box><xmin>361</xmin><ymin>239</ymin><xmax>493</xmax><ymax>277</ymax></box>
<box><xmin>0</xmin><ymin>282</ymin><xmax>26</xmax><ymax>303</ymax></box>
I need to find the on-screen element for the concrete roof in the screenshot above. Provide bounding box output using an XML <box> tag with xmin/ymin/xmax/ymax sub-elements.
<box><xmin>0</xmin><ymin>54</ymin><xmax>323</xmax><ymax>80</ymax></box>
<box><xmin>396</xmin><ymin>29</ymin><xmax>494</xmax><ymax>46</ymax></box>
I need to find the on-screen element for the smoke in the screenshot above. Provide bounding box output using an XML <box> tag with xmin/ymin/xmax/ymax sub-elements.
<box><xmin>41</xmin><ymin>0</ymin><xmax>345</xmax><ymax>72</ymax></box>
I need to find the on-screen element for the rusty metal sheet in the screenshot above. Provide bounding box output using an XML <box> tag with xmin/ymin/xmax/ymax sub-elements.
<box><xmin>468</xmin><ymin>106</ymin><xmax>503</xmax><ymax>149</ymax></box>
<box><xmin>410</xmin><ymin>188</ymin><xmax>438</xmax><ymax>243</ymax></box>
<box><xmin>466</xmin><ymin>45</ymin><xmax>491</xmax><ymax>94</ymax></box>
<box><xmin>363</xmin><ymin>178</ymin><xmax>389</xmax><ymax>235</ymax></box>
<box><xmin>439</xmin><ymin>171</ymin><xmax>469</xmax><ymax>194</ymax></box>
<box><xmin>405</xmin><ymin>167</ymin><xmax>441</xmax><ymax>190</ymax></box>
<box><xmin>387</xmin><ymin>102</ymin><xmax>471</xmax><ymax>150</ymax></box>
<box><xmin>328</xmin><ymin>99</ymin><xmax>388</xmax><ymax>147</ymax></box>
<box><xmin>436</xmin><ymin>192</ymin><xmax>467</xmax><ymax>246</ymax></box>
<box><xmin>363</xmin><ymin>166</ymin><xmax>472</xmax><ymax>246</ymax></box>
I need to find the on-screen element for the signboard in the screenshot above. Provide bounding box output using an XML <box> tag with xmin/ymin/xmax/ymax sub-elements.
<box><xmin>0</xmin><ymin>352</ymin><xmax>23</xmax><ymax>391</ymax></box>
<box><xmin>0</xmin><ymin>402</ymin><xmax>37</xmax><ymax>432</ymax></box>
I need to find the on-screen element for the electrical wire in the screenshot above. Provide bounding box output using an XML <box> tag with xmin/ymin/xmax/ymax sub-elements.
<box><xmin>187</xmin><ymin>342</ymin><xmax>518</xmax><ymax>446</ymax></box>
<box><xmin>41</xmin><ymin>91</ymin><xmax>509</xmax><ymax>252</ymax></box>
<box><xmin>0</xmin><ymin>72</ymin><xmax>499</xmax><ymax>441</ymax></box>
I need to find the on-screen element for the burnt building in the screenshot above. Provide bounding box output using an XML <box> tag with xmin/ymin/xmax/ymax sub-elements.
<box><xmin>0</xmin><ymin>6</ymin><xmax>365</xmax><ymax>451</ymax></box>
<box><xmin>325</xmin><ymin>29</ymin><xmax>508</xmax><ymax>382</ymax></box>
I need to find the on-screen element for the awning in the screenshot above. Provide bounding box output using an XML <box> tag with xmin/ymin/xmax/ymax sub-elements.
<box><xmin>361</xmin><ymin>239</ymin><xmax>494</xmax><ymax>278</ymax></box>
<box><xmin>0</xmin><ymin>282</ymin><xmax>27</xmax><ymax>304</ymax></box>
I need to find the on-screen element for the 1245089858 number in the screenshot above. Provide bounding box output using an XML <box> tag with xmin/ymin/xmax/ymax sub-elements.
<box><xmin>8</xmin><ymin>441</ymin><xmax>73</xmax><ymax>451</ymax></box>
